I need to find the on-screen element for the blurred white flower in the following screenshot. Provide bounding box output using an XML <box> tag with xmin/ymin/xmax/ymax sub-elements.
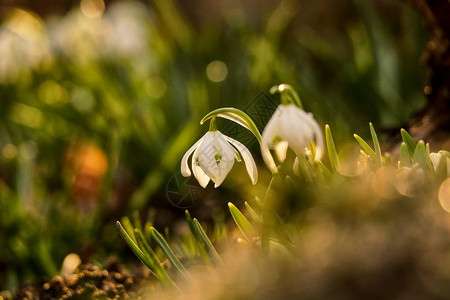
<box><xmin>261</xmin><ymin>104</ymin><xmax>323</xmax><ymax>173</ymax></box>
<box><xmin>430</xmin><ymin>151</ymin><xmax>450</xmax><ymax>176</ymax></box>
<box><xmin>181</xmin><ymin>131</ymin><xmax>257</xmax><ymax>188</ymax></box>
<box><xmin>0</xmin><ymin>9</ymin><xmax>51</xmax><ymax>83</ymax></box>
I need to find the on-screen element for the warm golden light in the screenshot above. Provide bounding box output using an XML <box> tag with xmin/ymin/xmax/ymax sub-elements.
<box><xmin>439</xmin><ymin>178</ymin><xmax>450</xmax><ymax>213</ymax></box>
<box><xmin>80</xmin><ymin>0</ymin><xmax>106</xmax><ymax>19</ymax></box>
<box><xmin>206</xmin><ymin>60</ymin><xmax>228</xmax><ymax>82</ymax></box>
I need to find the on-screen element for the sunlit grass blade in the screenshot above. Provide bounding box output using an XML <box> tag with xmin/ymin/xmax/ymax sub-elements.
<box><xmin>245</xmin><ymin>201</ymin><xmax>262</xmax><ymax>224</ymax></box>
<box><xmin>353</xmin><ymin>134</ymin><xmax>377</xmax><ymax>159</ymax></box>
<box><xmin>413</xmin><ymin>140</ymin><xmax>429</xmax><ymax>170</ymax></box>
<box><xmin>120</xmin><ymin>216</ymin><xmax>136</xmax><ymax>242</ymax></box>
<box><xmin>296</xmin><ymin>154</ymin><xmax>313</xmax><ymax>181</ymax></box>
<box><xmin>228</xmin><ymin>202</ymin><xmax>256</xmax><ymax>240</ymax></box>
<box><xmin>369</xmin><ymin>122</ymin><xmax>382</xmax><ymax>165</ymax></box>
<box><xmin>399</xmin><ymin>142</ymin><xmax>411</xmax><ymax>167</ymax></box>
<box><xmin>134</xmin><ymin>229</ymin><xmax>174</xmax><ymax>286</ymax></box>
<box><xmin>401</xmin><ymin>128</ymin><xmax>416</xmax><ymax>157</ymax></box>
<box><xmin>185</xmin><ymin>210</ymin><xmax>209</xmax><ymax>263</ymax></box>
<box><xmin>150</xmin><ymin>227</ymin><xmax>189</xmax><ymax>279</ymax></box>
<box><xmin>192</xmin><ymin>218</ymin><xmax>223</xmax><ymax>266</ymax></box>
<box><xmin>325</xmin><ymin>125</ymin><xmax>340</xmax><ymax>173</ymax></box>
<box><xmin>116</xmin><ymin>221</ymin><xmax>155</xmax><ymax>275</ymax></box>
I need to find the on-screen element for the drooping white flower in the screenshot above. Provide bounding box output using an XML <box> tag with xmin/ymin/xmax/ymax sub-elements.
<box><xmin>261</xmin><ymin>104</ymin><xmax>324</xmax><ymax>173</ymax></box>
<box><xmin>430</xmin><ymin>151</ymin><xmax>450</xmax><ymax>176</ymax></box>
<box><xmin>181</xmin><ymin>131</ymin><xmax>257</xmax><ymax>188</ymax></box>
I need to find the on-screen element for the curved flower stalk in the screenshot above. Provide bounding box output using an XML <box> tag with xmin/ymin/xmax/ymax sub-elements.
<box><xmin>261</xmin><ymin>84</ymin><xmax>324</xmax><ymax>173</ymax></box>
<box><xmin>181</xmin><ymin>124</ymin><xmax>257</xmax><ymax>188</ymax></box>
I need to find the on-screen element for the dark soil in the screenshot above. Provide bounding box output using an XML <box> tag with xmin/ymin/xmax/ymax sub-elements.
<box><xmin>10</xmin><ymin>259</ymin><xmax>155</xmax><ymax>300</ymax></box>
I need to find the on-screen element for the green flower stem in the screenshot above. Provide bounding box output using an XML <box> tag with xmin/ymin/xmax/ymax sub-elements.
<box><xmin>270</xmin><ymin>84</ymin><xmax>303</xmax><ymax>109</ymax></box>
<box><xmin>209</xmin><ymin>117</ymin><xmax>217</xmax><ymax>131</ymax></box>
<box><xmin>201</xmin><ymin>108</ymin><xmax>262</xmax><ymax>143</ymax></box>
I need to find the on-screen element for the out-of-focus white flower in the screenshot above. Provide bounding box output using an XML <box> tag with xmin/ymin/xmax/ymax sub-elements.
<box><xmin>430</xmin><ymin>151</ymin><xmax>450</xmax><ymax>176</ymax></box>
<box><xmin>0</xmin><ymin>9</ymin><xmax>51</xmax><ymax>83</ymax></box>
<box><xmin>261</xmin><ymin>104</ymin><xmax>324</xmax><ymax>173</ymax></box>
<box><xmin>181</xmin><ymin>131</ymin><xmax>257</xmax><ymax>188</ymax></box>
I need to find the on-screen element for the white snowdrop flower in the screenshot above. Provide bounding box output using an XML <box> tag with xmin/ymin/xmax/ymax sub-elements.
<box><xmin>430</xmin><ymin>151</ymin><xmax>450</xmax><ymax>176</ymax></box>
<box><xmin>181</xmin><ymin>131</ymin><xmax>257</xmax><ymax>188</ymax></box>
<box><xmin>261</xmin><ymin>104</ymin><xmax>324</xmax><ymax>173</ymax></box>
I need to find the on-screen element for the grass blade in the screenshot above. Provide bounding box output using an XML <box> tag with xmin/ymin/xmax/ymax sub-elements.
<box><xmin>185</xmin><ymin>210</ymin><xmax>209</xmax><ymax>263</ymax></box>
<box><xmin>400</xmin><ymin>128</ymin><xmax>416</xmax><ymax>157</ymax></box>
<box><xmin>325</xmin><ymin>125</ymin><xmax>340</xmax><ymax>173</ymax></box>
<box><xmin>151</xmin><ymin>227</ymin><xmax>189</xmax><ymax>279</ymax></box>
<box><xmin>245</xmin><ymin>201</ymin><xmax>262</xmax><ymax>224</ymax></box>
<box><xmin>353</xmin><ymin>134</ymin><xmax>377</xmax><ymax>159</ymax></box>
<box><xmin>192</xmin><ymin>218</ymin><xmax>224</xmax><ymax>266</ymax></box>
<box><xmin>134</xmin><ymin>229</ymin><xmax>174</xmax><ymax>286</ymax></box>
<box><xmin>120</xmin><ymin>216</ymin><xmax>136</xmax><ymax>243</ymax></box>
<box><xmin>399</xmin><ymin>142</ymin><xmax>410</xmax><ymax>167</ymax></box>
<box><xmin>369</xmin><ymin>122</ymin><xmax>382</xmax><ymax>165</ymax></box>
<box><xmin>228</xmin><ymin>202</ymin><xmax>256</xmax><ymax>240</ymax></box>
<box><xmin>413</xmin><ymin>140</ymin><xmax>428</xmax><ymax>170</ymax></box>
<box><xmin>116</xmin><ymin>221</ymin><xmax>154</xmax><ymax>274</ymax></box>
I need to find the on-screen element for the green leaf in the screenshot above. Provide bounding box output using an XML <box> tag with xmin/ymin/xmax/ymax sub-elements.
<box><xmin>296</xmin><ymin>154</ymin><xmax>313</xmax><ymax>181</ymax></box>
<box><xmin>120</xmin><ymin>216</ymin><xmax>136</xmax><ymax>243</ymax></box>
<box><xmin>270</xmin><ymin>84</ymin><xmax>303</xmax><ymax>109</ymax></box>
<box><xmin>116</xmin><ymin>221</ymin><xmax>155</xmax><ymax>275</ymax></box>
<box><xmin>201</xmin><ymin>108</ymin><xmax>262</xmax><ymax>143</ymax></box>
<box><xmin>150</xmin><ymin>227</ymin><xmax>189</xmax><ymax>279</ymax></box>
<box><xmin>134</xmin><ymin>229</ymin><xmax>173</xmax><ymax>286</ymax></box>
<box><xmin>399</xmin><ymin>142</ymin><xmax>410</xmax><ymax>167</ymax></box>
<box><xmin>369</xmin><ymin>123</ymin><xmax>382</xmax><ymax>165</ymax></box>
<box><xmin>400</xmin><ymin>128</ymin><xmax>416</xmax><ymax>157</ymax></box>
<box><xmin>192</xmin><ymin>218</ymin><xmax>224</xmax><ymax>266</ymax></box>
<box><xmin>413</xmin><ymin>140</ymin><xmax>428</xmax><ymax>170</ymax></box>
<box><xmin>353</xmin><ymin>134</ymin><xmax>377</xmax><ymax>159</ymax></box>
<box><xmin>325</xmin><ymin>125</ymin><xmax>340</xmax><ymax>173</ymax></box>
<box><xmin>184</xmin><ymin>210</ymin><xmax>209</xmax><ymax>263</ymax></box>
<box><xmin>245</xmin><ymin>201</ymin><xmax>262</xmax><ymax>224</ymax></box>
<box><xmin>228</xmin><ymin>202</ymin><xmax>256</xmax><ymax>240</ymax></box>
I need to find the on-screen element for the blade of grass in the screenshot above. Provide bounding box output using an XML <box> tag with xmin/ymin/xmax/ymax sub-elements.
<box><xmin>116</xmin><ymin>221</ymin><xmax>155</xmax><ymax>274</ymax></box>
<box><xmin>400</xmin><ymin>128</ymin><xmax>416</xmax><ymax>157</ymax></box>
<box><xmin>325</xmin><ymin>125</ymin><xmax>340</xmax><ymax>173</ymax></box>
<box><xmin>192</xmin><ymin>218</ymin><xmax>223</xmax><ymax>266</ymax></box>
<box><xmin>245</xmin><ymin>201</ymin><xmax>262</xmax><ymax>224</ymax></box>
<box><xmin>120</xmin><ymin>216</ymin><xmax>136</xmax><ymax>242</ymax></box>
<box><xmin>150</xmin><ymin>227</ymin><xmax>189</xmax><ymax>279</ymax></box>
<box><xmin>369</xmin><ymin>123</ymin><xmax>382</xmax><ymax>165</ymax></box>
<box><xmin>399</xmin><ymin>142</ymin><xmax>410</xmax><ymax>167</ymax></box>
<box><xmin>185</xmin><ymin>210</ymin><xmax>209</xmax><ymax>263</ymax></box>
<box><xmin>353</xmin><ymin>134</ymin><xmax>377</xmax><ymax>159</ymax></box>
<box><xmin>134</xmin><ymin>229</ymin><xmax>174</xmax><ymax>286</ymax></box>
<box><xmin>228</xmin><ymin>202</ymin><xmax>256</xmax><ymax>240</ymax></box>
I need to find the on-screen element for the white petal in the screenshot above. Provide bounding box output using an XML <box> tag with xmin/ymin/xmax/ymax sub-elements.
<box><xmin>197</xmin><ymin>131</ymin><xmax>235</xmax><ymax>187</ymax></box>
<box><xmin>261</xmin><ymin>142</ymin><xmax>278</xmax><ymax>174</ymax></box>
<box><xmin>262</xmin><ymin>105</ymin><xmax>284</xmax><ymax>146</ymax></box>
<box><xmin>224</xmin><ymin>135</ymin><xmax>258</xmax><ymax>185</ymax></box>
<box><xmin>283</xmin><ymin>105</ymin><xmax>311</xmax><ymax>154</ymax></box>
<box><xmin>274</xmin><ymin>140</ymin><xmax>289</xmax><ymax>163</ymax></box>
<box><xmin>192</xmin><ymin>146</ymin><xmax>210</xmax><ymax>188</ymax></box>
<box><xmin>430</xmin><ymin>153</ymin><xmax>440</xmax><ymax>171</ymax></box>
<box><xmin>181</xmin><ymin>136</ymin><xmax>204</xmax><ymax>177</ymax></box>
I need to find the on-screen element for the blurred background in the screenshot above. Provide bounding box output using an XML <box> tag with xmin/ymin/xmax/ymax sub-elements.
<box><xmin>0</xmin><ymin>0</ymin><xmax>430</xmax><ymax>292</ymax></box>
